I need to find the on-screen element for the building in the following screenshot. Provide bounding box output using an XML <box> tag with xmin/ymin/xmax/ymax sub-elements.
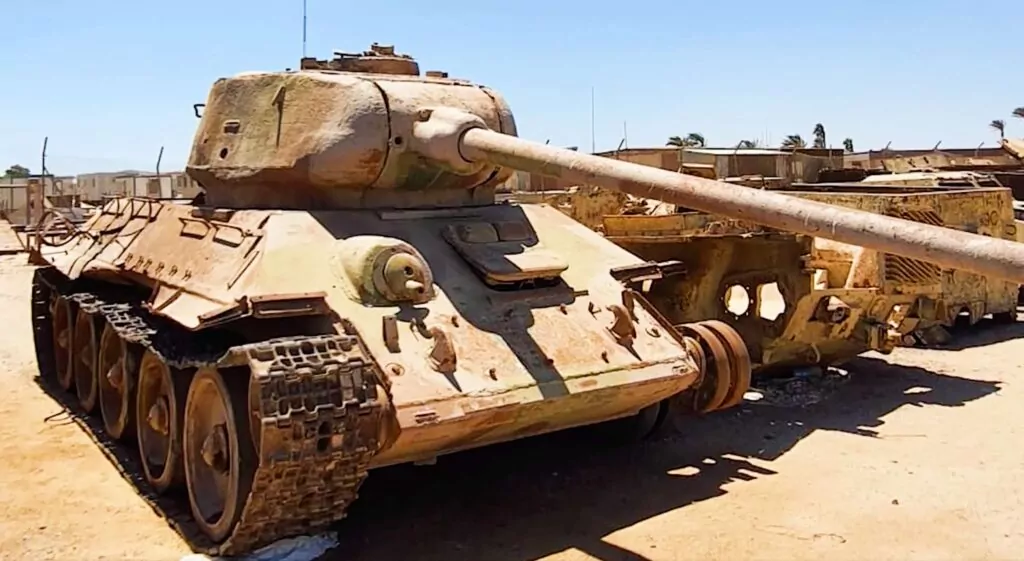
<box><xmin>75</xmin><ymin>170</ymin><xmax>202</xmax><ymax>202</ymax></box>
<box><xmin>568</xmin><ymin>146</ymin><xmax>838</xmax><ymax>185</ymax></box>
<box><xmin>0</xmin><ymin>175</ymin><xmax>75</xmax><ymax>226</ymax></box>
<box><xmin>520</xmin><ymin>146</ymin><xmax>841</xmax><ymax>191</ymax></box>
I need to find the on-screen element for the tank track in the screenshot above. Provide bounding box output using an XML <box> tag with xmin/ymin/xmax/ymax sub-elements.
<box><xmin>32</xmin><ymin>266</ymin><xmax>388</xmax><ymax>556</ymax></box>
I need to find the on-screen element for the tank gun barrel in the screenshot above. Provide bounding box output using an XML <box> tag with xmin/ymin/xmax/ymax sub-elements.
<box><xmin>416</xmin><ymin>110</ymin><xmax>1024</xmax><ymax>283</ymax></box>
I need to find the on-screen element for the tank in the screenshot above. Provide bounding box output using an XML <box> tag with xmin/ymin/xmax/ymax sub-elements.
<box><xmin>27</xmin><ymin>44</ymin><xmax>1024</xmax><ymax>555</ymax></box>
<box><xmin>598</xmin><ymin>211</ymin><xmax>922</xmax><ymax>371</ymax></box>
<box><xmin>28</xmin><ymin>44</ymin><xmax>746</xmax><ymax>556</ymax></box>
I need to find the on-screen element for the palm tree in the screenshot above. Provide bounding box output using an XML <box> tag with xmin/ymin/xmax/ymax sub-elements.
<box><xmin>666</xmin><ymin>133</ymin><xmax>706</xmax><ymax>148</ymax></box>
<box><xmin>812</xmin><ymin>123</ymin><xmax>827</xmax><ymax>149</ymax></box>
<box><xmin>780</xmin><ymin>134</ymin><xmax>806</xmax><ymax>149</ymax></box>
<box><xmin>1013</xmin><ymin>107</ymin><xmax>1024</xmax><ymax>120</ymax></box>
<box><xmin>842</xmin><ymin>138</ymin><xmax>854</xmax><ymax>152</ymax></box>
<box><xmin>737</xmin><ymin>139</ymin><xmax>760</xmax><ymax>149</ymax></box>
<box><xmin>990</xmin><ymin>119</ymin><xmax>1006</xmax><ymax>138</ymax></box>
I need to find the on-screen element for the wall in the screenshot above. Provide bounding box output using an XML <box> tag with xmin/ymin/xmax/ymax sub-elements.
<box><xmin>172</xmin><ymin>172</ymin><xmax>203</xmax><ymax>198</ymax></box>
<box><xmin>0</xmin><ymin>175</ymin><xmax>72</xmax><ymax>197</ymax></box>
<box><xmin>518</xmin><ymin>146</ymin><xmax>833</xmax><ymax>191</ymax></box>
<box><xmin>0</xmin><ymin>176</ymin><xmax>75</xmax><ymax>225</ymax></box>
<box><xmin>76</xmin><ymin>172</ymin><xmax>127</xmax><ymax>201</ymax></box>
<box><xmin>0</xmin><ymin>185</ymin><xmax>28</xmax><ymax>225</ymax></box>
<box><xmin>76</xmin><ymin>171</ymin><xmax>202</xmax><ymax>201</ymax></box>
<box><xmin>727</xmin><ymin>154</ymin><xmax>782</xmax><ymax>177</ymax></box>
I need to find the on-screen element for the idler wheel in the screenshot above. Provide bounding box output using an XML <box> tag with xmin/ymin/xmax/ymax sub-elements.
<box><xmin>50</xmin><ymin>295</ymin><xmax>74</xmax><ymax>392</ymax></box>
<box><xmin>676</xmin><ymin>322</ymin><xmax>733</xmax><ymax>413</ymax></box>
<box><xmin>697</xmin><ymin>320</ymin><xmax>752</xmax><ymax>410</ymax></box>
<box><xmin>184</xmin><ymin>367</ymin><xmax>256</xmax><ymax>543</ymax></box>
<box><xmin>72</xmin><ymin>309</ymin><xmax>99</xmax><ymax>413</ymax></box>
<box><xmin>98</xmin><ymin>323</ymin><xmax>137</xmax><ymax>440</ymax></box>
<box><xmin>136</xmin><ymin>350</ymin><xmax>192</xmax><ymax>493</ymax></box>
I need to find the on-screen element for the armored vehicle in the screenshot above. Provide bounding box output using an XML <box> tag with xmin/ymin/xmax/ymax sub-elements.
<box><xmin>598</xmin><ymin>212</ymin><xmax>921</xmax><ymax>371</ymax></box>
<box><xmin>780</xmin><ymin>183</ymin><xmax>1019</xmax><ymax>341</ymax></box>
<box><xmin>28</xmin><ymin>44</ymin><xmax>1024</xmax><ymax>555</ymax></box>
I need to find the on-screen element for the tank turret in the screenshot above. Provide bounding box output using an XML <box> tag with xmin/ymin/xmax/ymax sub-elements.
<box><xmin>187</xmin><ymin>44</ymin><xmax>515</xmax><ymax>209</ymax></box>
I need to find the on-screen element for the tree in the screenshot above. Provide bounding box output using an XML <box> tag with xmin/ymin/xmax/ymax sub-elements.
<box><xmin>990</xmin><ymin>119</ymin><xmax>1006</xmax><ymax>138</ymax></box>
<box><xmin>3</xmin><ymin>164</ymin><xmax>29</xmax><ymax>178</ymax></box>
<box><xmin>812</xmin><ymin>123</ymin><xmax>827</xmax><ymax>149</ymax></box>
<box><xmin>780</xmin><ymin>134</ymin><xmax>806</xmax><ymax>149</ymax></box>
<box><xmin>843</xmin><ymin>138</ymin><xmax>854</xmax><ymax>152</ymax></box>
<box><xmin>666</xmin><ymin>133</ymin><xmax>706</xmax><ymax>148</ymax></box>
<box><xmin>737</xmin><ymin>139</ymin><xmax>760</xmax><ymax>149</ymax></box>
<box><xmin>1013</xmin><ymin>107</ymin><xmax>1024</xmax><ymax>120</ymax></box>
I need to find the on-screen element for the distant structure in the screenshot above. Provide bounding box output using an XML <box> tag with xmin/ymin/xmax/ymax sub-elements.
<box><xmin>520</xmin><ymin>146</ymin><xmax>844</xmax><ymax>192</ymax></box>
<box><xmin>75</xmin><ymin>170</ymin><xmax>202</xmax><ymax>203</ymax></box>
<box><xmin>0</xmin><ymin>175</ymin><xmax>74</xmax><ymax>225</ymax></box>
<box><xmin>843</xmin><ymin>147</ymin><xmax>1020</xmax><ymax>171</ymax></box>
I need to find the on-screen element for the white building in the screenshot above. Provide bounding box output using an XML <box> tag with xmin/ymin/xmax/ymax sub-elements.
<box><xmin>76</xmin><ymin>170</ymin><xmax>202</xmax><ymax>202</ymax></box>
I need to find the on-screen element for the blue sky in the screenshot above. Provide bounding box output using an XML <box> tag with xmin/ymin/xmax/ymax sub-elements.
<box><xmin>2</xmin><ymin>0</ymin><xmax>1021</xmax><ymax>175</ymax></box>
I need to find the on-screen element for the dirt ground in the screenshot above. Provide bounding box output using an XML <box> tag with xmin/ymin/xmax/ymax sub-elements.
<box><xmin>1</xmin><ymin>252</ymin><xmax>1022</xmax><ymax>561</ymax></box>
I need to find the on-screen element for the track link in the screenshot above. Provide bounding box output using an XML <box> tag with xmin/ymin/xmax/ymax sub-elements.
<box><xmin>32</xmin><ymin>267</ymin><xmax>389</xmax><ymax>556</ymax></box>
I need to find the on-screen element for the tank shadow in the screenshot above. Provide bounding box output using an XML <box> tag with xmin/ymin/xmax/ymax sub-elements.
<box><xmin>324</xmin><ymin>355</ymin><xmax>1000</xmax><ymax>561</ymax></box>
<box><xmin>925</xmin><ymin>312</ymin><xmax>1024</xmax><ymax>351</ymax></box>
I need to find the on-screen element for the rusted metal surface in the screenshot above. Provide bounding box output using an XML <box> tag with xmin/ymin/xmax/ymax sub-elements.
<box><xmin>187</xmin><ymin>63</ymin><xmax>515</xmax><ymax>210</ymax></box>
<box><xmin>780</xmin><ymin>186</ymin><xmax>1019</xmax><ymax>334</ymax></box>
<box><xmin>449</xmin><ymin>126</ymin><xmax>1024</xmax><ymax>284</ymax></box>
<box><xmin>499</xmin><ymin>186</ymin><xmax>648</xmax><ymax>231</ymax></box>
<box><xmin>674</xmin><ymin>321</ymin><xmax>752</xmax><ymax>412</ymax></box>
<box><xmin>598</xmin><ymin>211</ymin><xmax>919</xmax><ymax>372</ymax></box>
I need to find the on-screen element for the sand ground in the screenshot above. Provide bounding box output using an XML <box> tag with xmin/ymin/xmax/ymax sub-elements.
<box><xmin>0</xmin><ymin>252</ymin><xmax>1021</xmax><ymax>561</ymax></box>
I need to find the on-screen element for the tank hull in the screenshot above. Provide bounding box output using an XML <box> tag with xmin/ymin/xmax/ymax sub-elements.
<box><xmin>30</xmin><ymin>196</ymin><xmax>726</xmax><ymax>555</ymax></box>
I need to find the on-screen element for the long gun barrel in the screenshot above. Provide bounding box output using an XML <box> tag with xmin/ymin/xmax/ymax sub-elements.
<box><xmin>412</xmin><ymin>108</ymin><xmax>1024</xmax><ymax>284</ymax></box>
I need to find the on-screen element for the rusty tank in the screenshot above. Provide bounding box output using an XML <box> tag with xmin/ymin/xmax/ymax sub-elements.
<box><xmin>27</xmin><ymin>43</ymin><xmax>1024</xmax><ymax>555</ymax></box>
<box><xmin>780</xmin><ymin>182</ymin><xmax>1019</xmax><ymax>344</ymax></box>
<box><xmin>596</xmin><ymin>210</ymin><xmax>917</xmax><ymax>372</ymax></box>
<box><xmin>28</xmin><ymin>44</ymin><xmax>746</xmax><ymax>556</ymax></box>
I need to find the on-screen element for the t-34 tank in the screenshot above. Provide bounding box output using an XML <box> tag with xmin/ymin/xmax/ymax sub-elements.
<box><xmin>28</xmin><ymin>44</ymin><xmax>745</xmax><ymax>556</ymax></box>
<box><xmin>28</xmin><ymin>44</ymin><xmax>1024</xmax><ymax>555</ymax></box>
